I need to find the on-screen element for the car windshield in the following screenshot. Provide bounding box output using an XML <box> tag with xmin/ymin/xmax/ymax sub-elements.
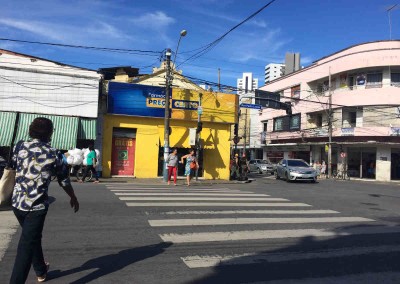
<box><xmin>287</xmin><ymin>160</ymin><xmax>309</xmax><ymax>167</ymax></box>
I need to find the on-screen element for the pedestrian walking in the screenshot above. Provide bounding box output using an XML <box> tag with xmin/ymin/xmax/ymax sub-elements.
<box><xmin>10</xmin><ymin>117</ymin><xmax>79</xmax><ymax>284</ymax></box>
<box><xmin>80</xmin><ymin>145</ymin><xmax>99</xmax><ymax>183</ymax></box>
<box><xmin>239</xmin><ymin>153</ymin><xmax>249</xmax><ymax>181</ymax></box>
<box><xmin>230</xmin><ymin>154</ymin><xmax>240</xmax><ymax>180</ymax></box>
<box><xmin>180</xmin><ymin>149</ymin><xmax>199</xmax><ymax>186</ymax></box>
<box><xmin>321</xmin><ymin>161</ymin><xmax>327</xmax><ymax>178</ymax></box>
<box><xmin>166</xmin><ymin>148</ymin><xmax>179</xmax><ymax>186</ymax></box>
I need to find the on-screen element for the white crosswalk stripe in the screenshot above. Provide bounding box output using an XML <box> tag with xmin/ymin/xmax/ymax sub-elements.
<box><xmin>106</xmin><ymin>184</ymin><xmax>396</xmax><ymax>275</ymax></box>
<box><xmin>181</xmin><ymin>244</ymin><xmax>400</xmax><ymax>268</ymax></box>
<box><xmin>149</xmin><ymin>216</ymin><xmax>374</xmax><ymax>227</ymax></box>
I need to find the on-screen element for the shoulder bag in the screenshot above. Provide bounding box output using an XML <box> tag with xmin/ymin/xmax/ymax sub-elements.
<box><xmin>0</xmin><ymin>141</ymin><xmax>23</xmax><ymax>206</ymax></box>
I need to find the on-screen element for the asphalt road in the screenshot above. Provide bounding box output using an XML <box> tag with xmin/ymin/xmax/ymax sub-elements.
<box><xmin>2</xmin><ymin>175</ymin><xmax>400</xmax><ymax>283</ymax></box>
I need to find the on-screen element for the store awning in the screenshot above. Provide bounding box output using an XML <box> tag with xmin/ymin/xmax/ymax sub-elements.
<box><xmin>78</xmin><ymin>118</ymin><xmax>97</xmax><ymax>140</ymax></box>
<box><xmin>15</xmin><ymin>113</ymin><xmax>79</xmax><ymax>150</ymax></box>
<box><xmin>0</xmin><ymin>111</ymin><xmax>17</xmax><ymax>146</ymax></box>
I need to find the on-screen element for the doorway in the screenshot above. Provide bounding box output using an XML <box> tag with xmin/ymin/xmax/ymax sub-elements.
<box><xmin>111</xmin><ymin>128</ymin><xmax>136</xmax><ymax>176</ymax></box>
<box><xmin>391</xmin><ymin>149</ymin><xmax>400</xmax><ymax>180</ymax></box>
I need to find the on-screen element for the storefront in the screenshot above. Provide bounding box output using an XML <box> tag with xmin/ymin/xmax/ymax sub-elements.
<box><xmin>264</xmin><ymin>145</ymin><xmax>311</xmax><ymax>164</ymax></box>
<box><xmin>0</xmin><ymin>111</ymin><xmax>97</xmax><ymax>158</ymax></box>
<box><xmin>102</xmin><ymin>82</ymin><xmax>238</xmax><ymax>180</ymax></box>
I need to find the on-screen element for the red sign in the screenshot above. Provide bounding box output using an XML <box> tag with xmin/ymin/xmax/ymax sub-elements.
<box><xmin>111</xmin><ymin>137</ymin><xmax>136</xmax><ymax>176</ymax></box>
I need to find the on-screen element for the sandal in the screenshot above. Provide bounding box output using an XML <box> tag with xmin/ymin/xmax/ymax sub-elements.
<box><xmin>37</xmin><ymin>262</ymin><xmax>50</xmax><ymax>283</ymax></box>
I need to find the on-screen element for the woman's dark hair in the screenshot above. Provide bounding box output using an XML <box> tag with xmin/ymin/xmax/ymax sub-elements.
<box><xmin>189</xmin><ymin>148</ymin><xmax>195</xmax><ymax>154</ymax></box>
<box><xmin>88</xmin><ymin>144</ymin><xmax>94</xmax><ymax>151</ymax></box>
<box><xmin>29</xmin><ymin>117</ymin><xmax>54</xmax><ymax>142</ymax></box>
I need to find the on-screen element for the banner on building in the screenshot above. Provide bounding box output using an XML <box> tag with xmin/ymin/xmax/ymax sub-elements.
<box><xmin>341</xmin><ymin>127</ymin><xmax>354</xmax><ymax>136</ymax></box>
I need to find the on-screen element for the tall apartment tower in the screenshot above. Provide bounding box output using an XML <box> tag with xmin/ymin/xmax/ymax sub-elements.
<box><xmin>237</xmin><ymin>72</ymin><xmax>258</xmax><ymax>99</ymax></box>
<box><xmin>265</xmin><ymin>63</ymin><xmax>285</xmax><ymax>84</ymax></box>
<box><xmin>285</xmin><ymin>52</ymin><xmax>301</xmax><ymax>75</ymax></box>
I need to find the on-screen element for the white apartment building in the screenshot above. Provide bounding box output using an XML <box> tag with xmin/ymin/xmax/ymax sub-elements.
<box><xmin>235</xmin><ymin>73</ymin><xmax>262</xmax><ymax>158</ymax></box>
<box><xmin>265</xmin><ymin>63</ymin><xmax>285</xmax><ymax>84</ymax></box>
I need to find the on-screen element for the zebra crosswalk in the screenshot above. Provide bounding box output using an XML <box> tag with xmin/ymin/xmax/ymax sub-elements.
<box><xmin>105</xmin><ymin>184</ymin><xmax>400</xmax><ymax>275</ymax></box>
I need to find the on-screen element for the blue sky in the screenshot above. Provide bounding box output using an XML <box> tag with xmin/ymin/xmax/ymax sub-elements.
<box><xmin>0</xmin><ymin>0</ymin><xmax>399</xmax><ymax>88</ymax></box>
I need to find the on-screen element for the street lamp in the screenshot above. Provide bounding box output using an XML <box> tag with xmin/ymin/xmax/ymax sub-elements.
<box><xmin>163</xmin><ymin>30</ymin><xmax>187</xmax><ymax>182</ymax></box>
<box><xmin>173</xmin><ymin>30</ymin><xmax>187</xmax><ymax>68</ymax></box>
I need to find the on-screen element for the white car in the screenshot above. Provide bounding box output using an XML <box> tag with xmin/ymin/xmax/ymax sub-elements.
<box><xmin>249</xmin><ymin>159</ymin><xmax>274</xmax><ymax>174</ymax></box>
<box><xmin>275</xmin><ymin>159</ymin><xmax>317</xmax><ymax>183</ymax></box>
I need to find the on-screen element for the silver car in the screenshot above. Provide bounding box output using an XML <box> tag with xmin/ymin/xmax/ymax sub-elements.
<box><xmin>249</xmin><ymin>159</ymin><xmax>274</xmax><ymax>174</ymax></box>
<box><xmin>275</xmin><ymin>159</ymin><xmax>317</xmax><ymax>183</ymax></box>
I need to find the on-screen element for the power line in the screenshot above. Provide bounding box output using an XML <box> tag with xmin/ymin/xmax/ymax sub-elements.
<box><xmin>0</xmin><ymin>37</ymin><xmax>162</xmax><ymax>55</ymax></box>
<box><xmin>177</xmin><ymin>0</ymin><xmax>277</xmax><ymax>67</ymax></box>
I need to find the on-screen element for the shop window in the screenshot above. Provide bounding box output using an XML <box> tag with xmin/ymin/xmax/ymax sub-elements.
<box><xmin>391</xmin><ymin>73</ymin><xmax>400</xmax><ymax>87</ymax></box>
<box><xmin>366</xmin><ymin>73</ymin><xmax>382</xmax><ymax>88</ymax></box>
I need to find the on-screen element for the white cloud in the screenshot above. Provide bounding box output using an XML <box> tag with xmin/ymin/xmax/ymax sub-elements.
<box><xmin>131</xmin><ymin>11</ymin><xmax>175</xmax><ymax>30</ymax></box>
<box><xmin>301</xmin><ymin>56</ymin><xmax>314</xmax><ymax>66</ymax></box>
<box><xmin>0</xmin><ymin>18</ymin><xmax>65</xmax><ymax>41</ymax></box>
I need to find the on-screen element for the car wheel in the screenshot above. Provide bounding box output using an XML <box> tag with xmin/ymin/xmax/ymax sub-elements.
<box><xmin>285</xmin><ymin>173</ymin><xmax>291</xmax><ymax>182</ymax></box>
<box><xmin>258</xmin><ymin>168</ymin><xmax>263</xmax><ymax>174</ymax></box>
<box><xmin>275</xmin><ymin>171</ymin><xmax>280</xmax><ymax>180</ymax></box>
<box><xmin>311</xmin><ymin>178</ymin><xmax>317</xmax><ymax>183</ymax></box>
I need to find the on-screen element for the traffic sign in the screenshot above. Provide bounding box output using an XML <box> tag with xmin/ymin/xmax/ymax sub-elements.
<box><xmin>239</xmin><ymin>103</ymin><xmax>262</xmax><ymax>110</ymax></box>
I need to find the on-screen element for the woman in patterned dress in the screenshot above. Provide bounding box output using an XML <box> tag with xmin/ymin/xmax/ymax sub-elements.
<box><xmin>180</xmin><ymin>149</ymin><xmax>199</xmax><ymax>186</ymax></box>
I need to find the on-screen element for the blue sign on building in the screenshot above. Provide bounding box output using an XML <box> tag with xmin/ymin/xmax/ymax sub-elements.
<box><xmin>108</xmin><ymin>82</ymin><xmax>169</xmax><ymax>118</ymax></box>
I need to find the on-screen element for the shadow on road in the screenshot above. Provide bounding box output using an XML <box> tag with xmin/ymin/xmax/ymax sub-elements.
<box><xmin>191</xmin><ymin>225</ymin><xmax>400</xmax><ymax>283</ymax></box>
<box><xmin>48</xmin><ymin>242</ymin><xmax>172</xmax><ymax>283</ymax></box>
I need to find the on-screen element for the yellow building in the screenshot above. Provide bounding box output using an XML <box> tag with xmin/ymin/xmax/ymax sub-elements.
<box><xmin>101</xmin><ymin>69</ymin><xmax>238</xmax><ymax>180</ymax></box>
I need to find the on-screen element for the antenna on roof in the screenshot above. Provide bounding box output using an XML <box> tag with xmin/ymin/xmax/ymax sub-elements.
<box><xmin>386</xmin><ymin>4</ymin><xmax>398</xmax><ymax>40</ymax></box>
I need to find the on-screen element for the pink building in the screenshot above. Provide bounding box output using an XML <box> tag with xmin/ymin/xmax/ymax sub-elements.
<box><xmin>258</xmin><ymin>40</ymin><xmax>400</xmax><ymax>181</ymax></box>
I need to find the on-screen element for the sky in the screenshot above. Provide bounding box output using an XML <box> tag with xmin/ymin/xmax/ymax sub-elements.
<box><xmin>0</xmin><ymin>0</ymin><xmax>399</xmax><ymax>89</ymax></box>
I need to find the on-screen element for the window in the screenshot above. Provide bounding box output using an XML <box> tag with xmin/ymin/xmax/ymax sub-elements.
<box><xmin>290</xmin><ymin>114</ymin><xmax>301</xmax><ymax>130</ymax></box>
<box><xmin>349</xmin><ymin>112</ymin><xmax>357</xmax><ymax>125</ymax></box>
<box><xmin>263</xmin><ymin>122</ymin><xmax>268</xmax><ymax>132</ymax></box>
<box><xmin>316</xmin><ymin>114</ymin><xmax>323</xmax><ymax>127</ymax></box>
<box><xmin>273</xmin><ymin>114</ymin><xmax>300</xmax><ymax>132</ymax></box>
<box><xmin>348</xmin><ymin>75</ymin><xmax>355</xmax><ymax>89</ymax></box>
<box><xmin>366</xmin><ymin>73</ymin><xmax>382</xmax><ymax>88</ymax></box>
<box><xmin>391</xmin><ymin>73</ymin><xmax>400</xmax><ymax>86</ymax></box>
<box><xmin>274</xmin><ymin>117</ymin><xmax>284</xmax><ymax>131</ymax></box>
<box><xmin>291</xmin><ymin>85</ymin><xmax>300</xmax><ymax>99</ymax></box>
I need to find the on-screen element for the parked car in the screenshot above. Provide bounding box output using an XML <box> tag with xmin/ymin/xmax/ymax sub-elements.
<box><xmin>249</xmin><ymin>159</ymin><xmax>274</xmax><ymax>174</ymax></box>
<box><xmin>275</xmin><ymin>159</ymin><xmax>317</xmax><ymax>183</ymax></box>
<box><xmin>0</xmin><ymin>155</ymin><xmax>7</xmax><ymax>179</ymax></box>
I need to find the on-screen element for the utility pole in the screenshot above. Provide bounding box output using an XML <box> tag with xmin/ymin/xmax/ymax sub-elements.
<box><xmin>328</xmin><ymin>67</ymin><xmax>333</xmax><ymax>179</ymax></box>
<box><xmin>243</xmin><ymin>109</ymin><xmax>248</xmax><ymax>155</ymax></box>
<box><xmin>195</xmin><ymin>93</ymin><xmax>203</xmax><ymax>181</ymax></box>
<box><xmin>163</xmin><ymin>48</ymin><xmax>172</xmax><ymax>182</ymax></box>
<box><xmin>218</xmin><ymin>68</ymin><xmax>221</xmax><ymax>91</ymax></box>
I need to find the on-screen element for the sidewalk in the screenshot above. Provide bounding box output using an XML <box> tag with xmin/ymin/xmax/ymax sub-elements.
<box><xmin>0</xmin><ymin>209</ymin><xmax>18</xmax><ymax>262</ymax></box>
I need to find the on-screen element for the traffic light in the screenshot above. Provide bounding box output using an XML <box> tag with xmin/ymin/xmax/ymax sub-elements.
<box><xmin>196</xmin><ymin>122</ymin><xmax>203</xmax><ymax>133</ymax></box>
<box><xmin>233</xmin><ymin>136</ymin><xmax>240</xmax><ymax>144</ymax></box>
<box><xmin>234</xmin><ymin>123</ymin><xmax>238</xmax><ymax>137</ymax></box>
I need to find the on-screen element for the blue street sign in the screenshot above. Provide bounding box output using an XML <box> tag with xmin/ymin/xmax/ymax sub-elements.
<box><xmin>240</xmin><ymin>103</ymin><xmax>262</xmax><ymax>109</ymax></box>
